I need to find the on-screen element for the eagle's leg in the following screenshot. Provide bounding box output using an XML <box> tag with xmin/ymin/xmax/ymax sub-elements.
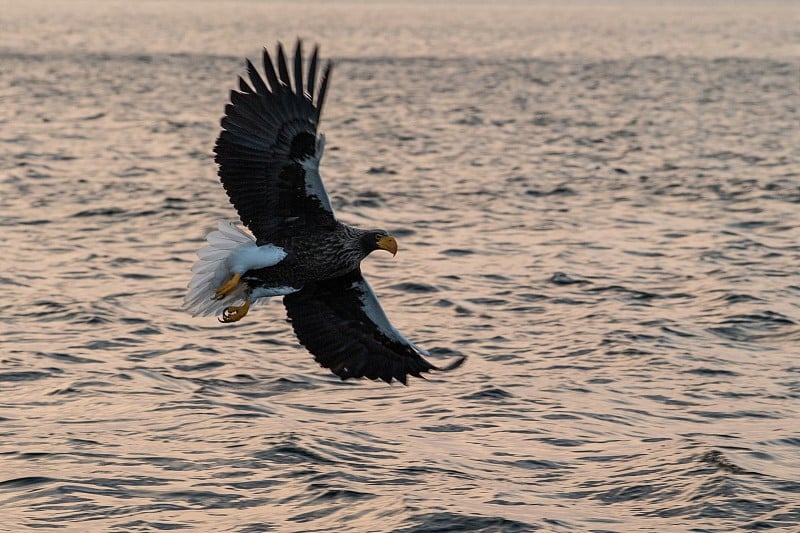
<box><xmin>214</xmin><ymin>273</ymin><xmax>241</xmax><ymax>299</ymax></box>
<box><xmin>219</xmin><ymin>296</ymin><xmax>251</xmax><ymax>323</ymax></box>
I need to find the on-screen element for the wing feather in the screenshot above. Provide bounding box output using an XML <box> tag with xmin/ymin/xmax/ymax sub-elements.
<box><xmin>307</xmin><ymin>46</ymin><xmax>319</xmax><ymax>99</ymax></box>
<box><xmin>294</xmin><ymin>40</ymin><xmax>304</xmax><ymax>98</ymax></box>
<box><xmin>315</xmin><ymin>62</ymin><xmax>332</xmax><ymax>124</ymax></box>
<box><xmin>238</xmin><ymin>76</ymin><xmax>254</xmax><ymax>94</ymax></box>
<box><xmin>246</xmin><ymin>59</ymin><xmax>269</xmax><ymax>95</ymax></box>
<box><xmin>283</xmin><ymin>269</ymin><xmax>465</xmax><ymax>384</ymax></box>
<box><xmin>215</xmin><ymin>40</ymin><xmax>336</xmax><ymax>242</ymax></box>
<box><xmin>277</xmin><ymin>42</ymin><xmax>291</xmax><ymax>85</ymax></box>
<box><xmin>262</xmin><ymin>47</ymin><xmax>281</xmax><ymax>91</ymax></box>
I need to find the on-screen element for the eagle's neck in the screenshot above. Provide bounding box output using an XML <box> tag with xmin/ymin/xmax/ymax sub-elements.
<box><xmin>339</xmin><ymin>224</ymin><xmax>373</xmax><ymax>263</ymax></box>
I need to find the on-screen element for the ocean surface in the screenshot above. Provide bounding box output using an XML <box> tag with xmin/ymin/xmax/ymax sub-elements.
<box><xmin>2</xmin><ymin>1</ymin><xmax>799</xmax><ymax>531</ymax></box>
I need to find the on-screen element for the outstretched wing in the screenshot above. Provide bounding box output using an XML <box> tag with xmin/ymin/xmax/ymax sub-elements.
<box><xmin>283</xmin><ymin>269</ymin><xmax>466</xmax><ymax>384</ymax></box>
<box><xmin>215</xmin><ymin>40</ymin><xmax>335</xmax><ymax>243</ymax></box>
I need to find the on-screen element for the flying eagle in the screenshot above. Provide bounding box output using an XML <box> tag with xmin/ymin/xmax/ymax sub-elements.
<box><xmin>184</xmin><ymin>41</ymin><xmax>465</xmax><ymax>384</ymax></box>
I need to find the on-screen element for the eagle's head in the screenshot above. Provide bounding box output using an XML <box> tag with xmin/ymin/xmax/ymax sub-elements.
<box><xmin>361</xmin><ymin>230</ymin><xmax>398</xmax><ymax>257</ymax></box>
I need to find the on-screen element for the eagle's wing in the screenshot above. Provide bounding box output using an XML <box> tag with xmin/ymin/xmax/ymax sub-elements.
<box><xmin>214</xmin><ymin>41</ymin><xmax>335</xmax><ymax>242</ymax></box>
<box><xmin>283</xmin><ymin>269</ymin><xmax>466</xmax><ymax>384</ymax></box>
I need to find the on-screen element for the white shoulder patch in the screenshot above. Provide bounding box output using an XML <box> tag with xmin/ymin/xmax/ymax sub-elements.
<box><xmin>356</xmin><ymin>277</ymin><xmax>431</xmax><ymax>356</ymax></box>
<box><xmin>299</xmin><ymin>133</ymin><xmax>333</xmax><ymax>213</ymax></box>
<box><xmin>226</xmin><ymin>242</ymin><xmax>287</xmax><ymax>274</ymax></box>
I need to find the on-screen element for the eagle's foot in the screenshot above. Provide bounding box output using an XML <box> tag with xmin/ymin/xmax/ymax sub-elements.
<box><xmin>219</xmin><ymin>297</ymin><xmax>251</xmax><ymax>323</ymax></box>
<box><xmin>214</xmin><ymin>273</ymin><xmax>242</xmax><ymax>300</ymax></box>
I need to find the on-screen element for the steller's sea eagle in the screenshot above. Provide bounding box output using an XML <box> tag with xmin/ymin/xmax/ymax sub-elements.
<box><xmin>184</xmin><ymin>41</ymin><xmax>465</xmax><ymax>384</ymax></box>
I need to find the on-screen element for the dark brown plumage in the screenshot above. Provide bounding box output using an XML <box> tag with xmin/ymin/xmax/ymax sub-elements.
<box><xmin>197</xmin><ymin>40</ymin><xmax>465</xmax><ymax>384</ymax></box>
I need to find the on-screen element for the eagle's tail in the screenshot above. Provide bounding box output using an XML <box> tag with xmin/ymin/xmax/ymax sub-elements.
<box><xmin>183</xmin><ymin>221</ymin><xmax>255</xmax><ymax>317</ymax></box>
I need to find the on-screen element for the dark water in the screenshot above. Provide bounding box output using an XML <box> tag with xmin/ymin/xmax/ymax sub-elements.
<box><xmin>2</xmin><ymin>1</ymin><xmax>800</xmax><ymax>531</ymax></box>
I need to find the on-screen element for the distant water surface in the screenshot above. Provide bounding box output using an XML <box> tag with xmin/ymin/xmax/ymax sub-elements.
<box><xmin>1</xmin><ymin>1</ymin><xmax>799</xmax><ymax>531</ymax></box>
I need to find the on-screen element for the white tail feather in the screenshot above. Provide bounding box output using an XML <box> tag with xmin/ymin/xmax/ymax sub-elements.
<box><xmin>184</xmin><ymin>221</ymin><xmax>287</xmax><ymax>318</ymax></box>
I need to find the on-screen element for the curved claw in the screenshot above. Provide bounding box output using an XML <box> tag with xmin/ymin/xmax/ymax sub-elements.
<box><xmin>215</xmin><ymin>273</ymin><xmax>242</xmax><ymax>300</ymax></box>
<box><xmin>219</xmin><ymin>297</ymin><xmax>251</xmax><ymax>323</ymax></box>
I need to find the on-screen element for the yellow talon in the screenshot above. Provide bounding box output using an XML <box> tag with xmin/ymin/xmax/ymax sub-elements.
<box><xmin>219</xmin><ymin>297</ymin><xmax>251</xmax><ymax>323</ymax></box>
<box><xmin>215</xmin><ymin>273</ymin><xmax>242</xmax><ymax>299</ymax></box>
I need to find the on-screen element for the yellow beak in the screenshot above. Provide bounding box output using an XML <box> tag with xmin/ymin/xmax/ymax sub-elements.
<box><xmin>377</xmin><ymin>235</ymin><xmax>398</xmax><ymax>256</ymax></box>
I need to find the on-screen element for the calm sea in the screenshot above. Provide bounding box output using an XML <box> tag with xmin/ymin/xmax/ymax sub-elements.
<box><xmin>1</xmin><ymin>1</ymin><xmax>799</xmax><ymax>531</ymax></box>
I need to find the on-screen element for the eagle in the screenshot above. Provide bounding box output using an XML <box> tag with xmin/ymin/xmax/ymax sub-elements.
<box><xmin>184</xmin><ymin>41</ymin><xmax>465</xmax><ymax>384</ymax></box>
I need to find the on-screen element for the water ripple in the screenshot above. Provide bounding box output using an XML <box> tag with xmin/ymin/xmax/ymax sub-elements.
<box><xmin>2</xmin><ymin>2</ymin><xmax>799</xmax><ymax>531</ymax></box>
